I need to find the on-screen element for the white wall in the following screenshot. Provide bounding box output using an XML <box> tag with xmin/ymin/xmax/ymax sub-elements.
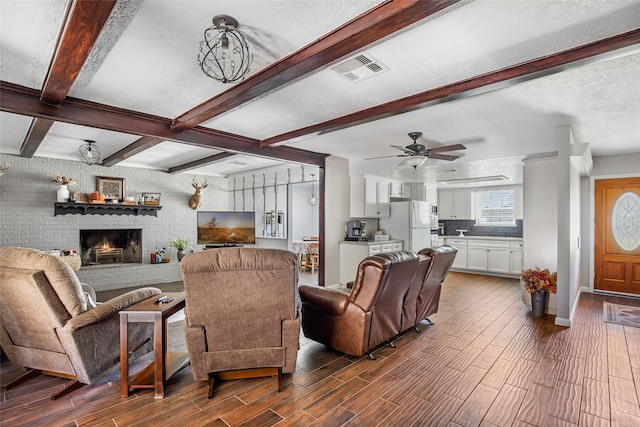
<box><xmin>290</xmin><ymin>182</ymin><xmax>319</xmax><ymax>240</ymax></box>
<box><xmin>523</xmin><ymin>157</ymin><xmax>558</xmax><ymax>314</ymax></box>
<box><xmin>324</xmin><ymin>155</ymin><xmax>351</xmax><ymax>286</ymax></box>
<box><xmin>226</xmin><ymin>165</ymin><xmax>320</xmax><ymax>241</ymax></box>
<box><xmin>0</xmin><ymin>153</ymin><xmax>228</xmax><ymax>290</ymax></box>
<box><xmin>555</xmin><ymin>132</ymin><xmax>583</xmax><ymax>325</ymax></box>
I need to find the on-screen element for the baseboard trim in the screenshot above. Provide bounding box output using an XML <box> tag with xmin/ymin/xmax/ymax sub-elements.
<box><xmin>555</xmin><ymin>317</ymin><xmax>571</xmax><ymax>327</ymax></box>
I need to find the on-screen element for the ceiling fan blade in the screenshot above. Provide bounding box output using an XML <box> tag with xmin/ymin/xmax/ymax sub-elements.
<box><xmin>428</xmin><ymin>143</ymin><xmax>466</xmax><ymax>153</ymax></box>
<box><xmin>365</xmin><ymin>154</ymin><xmax>406</xmax><ymax>160</ymax></box>
<box><xmin>390</xmin><ymin>145</ymin><xmax>416</xmax><ymax>155</ymax></box>
<box><xmin>429</xmin><ymin>153</ymin><xmax>459</xmax><ymax>161</ymax></box>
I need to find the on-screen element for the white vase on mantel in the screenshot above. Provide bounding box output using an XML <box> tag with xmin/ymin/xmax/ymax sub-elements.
<box><xmin>57</xmin><ymin>184</ymin><xmax>70</xmax><ymax>203</ymax></box>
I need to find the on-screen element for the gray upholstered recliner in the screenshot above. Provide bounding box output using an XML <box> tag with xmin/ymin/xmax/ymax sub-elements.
<box><xmin>180</xmin><ymin>247</ymin><xmax>301</xmax><ymax>399</ymax></box>
<box><xmin>0</xmin><ymin>247</ymin><xmax>161</xmax><ymax>399</ymax></box>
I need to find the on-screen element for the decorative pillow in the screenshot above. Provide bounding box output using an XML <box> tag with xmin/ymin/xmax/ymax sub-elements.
<box><xmin>84</xmin><ymin>291</ymin><xmax>97</xmax><ymax>309</ymax></box>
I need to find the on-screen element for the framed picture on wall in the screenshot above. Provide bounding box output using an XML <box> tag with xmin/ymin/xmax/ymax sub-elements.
<box><xmin>142</xmin><ymin>192</ymin><xmax>161</xmax><ymax>205</ymax></box>
<box><xmin>96</xmin><ymin>176</ymin><xmax>125</xmax><ymax>200</ymax></box>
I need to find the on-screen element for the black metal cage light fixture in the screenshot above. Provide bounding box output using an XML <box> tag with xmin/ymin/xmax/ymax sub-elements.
<box><xmin>78</xmin><ymin>140</ymin><xmax>102</xmax><ymax>165</ymax></box>
<box><xmin>198</xmin><ymin>14</ymin><xmax>253</xmax><ymax>83</ymax></box>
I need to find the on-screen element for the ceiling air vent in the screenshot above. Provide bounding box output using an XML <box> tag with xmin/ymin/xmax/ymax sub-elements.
<box><xmin>331</xmin><ymin>53</ymin><xmax>389</xmax><ymax>82</ymax></box>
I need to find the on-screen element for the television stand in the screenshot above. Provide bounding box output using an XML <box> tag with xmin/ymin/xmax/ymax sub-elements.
<box><xmin>205</xmin><ymin>244</ymin><xmax>242</xmax><ymax>249</ymax></box>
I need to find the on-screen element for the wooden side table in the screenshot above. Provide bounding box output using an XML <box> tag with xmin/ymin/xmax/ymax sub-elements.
<box><xmin>119</xmin><ymin>292</ymin><xmax>189</xmax><ymax>398</ymax></box>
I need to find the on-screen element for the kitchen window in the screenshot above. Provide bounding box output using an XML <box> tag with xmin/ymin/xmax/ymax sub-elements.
<box><xmin>475</xmin><ymin>189</ymin><xmax>515</xmax><ymax>226</ymax></box>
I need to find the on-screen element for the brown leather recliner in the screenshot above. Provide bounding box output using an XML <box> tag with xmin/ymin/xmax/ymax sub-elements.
<box><xmin>180</xmin><ymin>247</ymin><xmax>301</xmax><ymax>399</ymax></box>
<box><xmin>400</xmin><ymin>252</ymin><xmax>433</xmax><ymax>332</ymax></box>
<box><xmin>300</xmin><ymin>251</ymin><xmax>419</xmax><ymax>358</ymax></box>
<box><xmin>414</xmin><ymin>245</ymin><xmax>458</xmax><ymax>327</ymax></box>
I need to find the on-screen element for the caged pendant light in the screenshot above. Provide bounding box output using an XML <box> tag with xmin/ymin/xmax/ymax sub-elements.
<box><xmin>78</xmin><ymin>140</ymin><xmax>102</xmax><ymax>165</ymax></box>
<box><xmin>198</xmin><ymin>15</ymin><xmax>253</xmax><ymax>83</ymax></box>
<box><xmin>307</xmin><ymin>173</ymin><xmax>319</xmax><ymax>206</ymax></box>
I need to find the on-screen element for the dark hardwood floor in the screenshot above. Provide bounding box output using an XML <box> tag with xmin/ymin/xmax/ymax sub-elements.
<box><xmin>2</xmin><ymin>272</ymin><xmax>640</xmax><ymax>427</ymax></box>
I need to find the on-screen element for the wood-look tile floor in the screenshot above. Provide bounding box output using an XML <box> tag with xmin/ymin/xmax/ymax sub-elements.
<box><xmin>2</xmin><ymin>272</ymin><xmax>640</xmax><ymax>427</ymax></box>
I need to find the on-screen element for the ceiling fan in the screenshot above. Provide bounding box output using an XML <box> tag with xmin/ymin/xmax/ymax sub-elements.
<box><xmin>367</xmin><ymin>132</ymin><xmax>466</xmax><ymax>167</ymax></box>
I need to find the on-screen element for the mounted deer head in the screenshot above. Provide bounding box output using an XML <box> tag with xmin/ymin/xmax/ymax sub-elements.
<box><xmin>188</xmin><ymin>176</ymin><xmax>208</xmax><ymax>210</ymax></box>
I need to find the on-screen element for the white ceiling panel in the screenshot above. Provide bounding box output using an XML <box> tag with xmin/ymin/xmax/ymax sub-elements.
<box><xmin>0</xmin><ymin>0</ymin><xmax>68</xmax><ymax>89</ymax></box>
<box><xmin>36</xmin><ymin>122</ymin><xmax>140</xmax><ymax>162</ymax></box>
<box><xmin>0</xmin><ymin>112</ymin><xmax>33</xmax><ymax>155</ymax></box>
<box><xmin>0</xmin><ymin>0</ymin><xmax>638</xmax><ymax>184</ymax></box>
<box><xmin>119</xmin><ymin>141</ymin><xmax>222</xmax><ymax>170</ymax></box>
<box><xmin>69</xmin><ymin>0</ymin><xmax>382</xmax><ymax>118</ymax></box>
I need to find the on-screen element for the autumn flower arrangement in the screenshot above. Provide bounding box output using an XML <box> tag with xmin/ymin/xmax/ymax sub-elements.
<box><xmin>51</xmin><ymin>173</ymin><xmax>76</xmax><ymax>186</ymax></box>
<box><xmin>521</xmin><ymin>267</ymin><xmax>557</xmax><ymax>294</ymax></box>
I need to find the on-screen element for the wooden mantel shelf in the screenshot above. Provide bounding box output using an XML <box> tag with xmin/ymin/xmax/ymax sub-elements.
<box><xmin>54</xmin><ymin>202</ymin><xmax>162</xmax><ymax>217</ymax></box>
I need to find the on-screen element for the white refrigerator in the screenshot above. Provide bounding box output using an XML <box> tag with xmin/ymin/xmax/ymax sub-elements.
<box><xmin>379</xmin><ymin>201</ymin><xmax>438</xmax><ymax>252</ymax></box>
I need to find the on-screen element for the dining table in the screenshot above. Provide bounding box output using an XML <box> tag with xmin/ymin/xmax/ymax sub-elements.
<box><xmin>291</xmin><ymin>239</ymin><xmax>319</xmax><ymax>273</ymax></box>
<box><xmin>291</xmin><ymin>239</ymin><xmax>319</xmax><ymax>255</ymax></box>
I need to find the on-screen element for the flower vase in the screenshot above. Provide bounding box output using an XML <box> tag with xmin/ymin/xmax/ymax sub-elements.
<box><xmin>531</xmin><ymin>291</ymin><xmax>547</xmax><ymax>318</ymax></box>
<box><xmin>177</xmin><ymin>249</ymin><xmax>185</xmax><ymax>261</ymax></box>
<box><xmin>57</xmin><ymin>184</ymin><xmax>70</xmax><ymax>202</ymax></box>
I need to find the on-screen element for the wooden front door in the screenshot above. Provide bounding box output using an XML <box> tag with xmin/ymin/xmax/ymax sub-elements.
<box><xmin>594</xmin><ymin>177</ymin><xmax>640</xmax><ymax>294</ymax></box>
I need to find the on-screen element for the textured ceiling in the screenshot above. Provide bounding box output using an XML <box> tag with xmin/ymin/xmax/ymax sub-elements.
<box><xmin>0</xmin><ymin>0</ymin><xmax>638</xmax><ymax>185</ymax></box>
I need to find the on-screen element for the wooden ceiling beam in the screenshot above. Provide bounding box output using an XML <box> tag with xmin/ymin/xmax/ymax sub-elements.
<box><xmin>20</xmin><ymin>118</ymin><xmax>54</xmax><ymax>158</ymax></box>
<box><xmin>40</xmin><ymin>0</ymin><xmax>117</xmax><ymax>105</ymax></box>
<box><xmin>0</xmin><ymin>81</ymin><xmax>327</xmax><ymax>166</ymax></box>
<box><xmin>171</xmin><ymin>0</ymin><xmax>461</xmax><ymax>131</ymax></box>
<box><xmin>17</xmin><ymin>1</ymin><xmax>116</xmax><ymax>158</ymax></box>
<box><xmin>102</xmin><ymin>136</ymin><xmax>164</xmax><ymax>167</ymax></box>
<box><xmin>168</xmin><ymin>152</ymin><xmax>236</xmax><ymax>174</ymax></box>
<box><xmin>261</xmin><ymin>29</ymin><xmax>640</xmax><ymax>146</ymax></box>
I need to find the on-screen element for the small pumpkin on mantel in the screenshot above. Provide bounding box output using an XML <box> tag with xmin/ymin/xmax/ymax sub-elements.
<box><xmin>89</xmin><ymin>192</ymin><xmax>105</xmax><ymax>201</ymax></box>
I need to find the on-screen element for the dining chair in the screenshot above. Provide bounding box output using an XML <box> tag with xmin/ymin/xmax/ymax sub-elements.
<box><xmin>305</xmin><ymin>243</ymin><xmax>319</xmax><ymax>274</ymax></box>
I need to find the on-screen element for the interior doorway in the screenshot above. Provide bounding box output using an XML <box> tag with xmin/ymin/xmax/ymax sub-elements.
<box><xmin>594</xmin><ymin>177</ymin><xmax>640</xmax><ymax>294</ymax></box>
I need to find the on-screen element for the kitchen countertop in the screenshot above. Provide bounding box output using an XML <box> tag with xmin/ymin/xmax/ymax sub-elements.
<box><xmin>340</xmin><ymin>239</ymin><xmax>403</xmax><ymax>245</ymax></box>
<box><xmin>442</xmin><ymin>235</ymin><xmax>522</xmax><ymax>241</ymax></box>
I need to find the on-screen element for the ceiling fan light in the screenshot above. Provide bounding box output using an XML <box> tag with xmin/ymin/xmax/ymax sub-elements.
<box><xmin>399</xmin><ymin>156</ymin><xmax>426</xmax><ymax>167</ymax></box>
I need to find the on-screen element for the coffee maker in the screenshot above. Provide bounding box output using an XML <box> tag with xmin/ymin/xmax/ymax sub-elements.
<box><xmin>345</xmin><ymin>220</ymin><xmax>368</xmax><ymax>241</ymax></box>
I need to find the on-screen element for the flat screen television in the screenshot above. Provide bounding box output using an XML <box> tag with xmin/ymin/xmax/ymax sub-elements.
<box><xmin>197</xmin><ymin>211</ymin><xmax>256</xmax><ymax>245</ymax></box>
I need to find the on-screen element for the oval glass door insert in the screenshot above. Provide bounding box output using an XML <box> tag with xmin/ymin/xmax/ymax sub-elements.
<box><xmin>611</xmin><ymin>191</ymin><xmax>640</xmax><ymax>251</ymax></box>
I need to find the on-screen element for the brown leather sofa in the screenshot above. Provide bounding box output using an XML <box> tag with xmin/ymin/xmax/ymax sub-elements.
<box><xmin>299</xmin><ymin>245</ymin><xmax>457</xmax><ymax>358</ymax></box>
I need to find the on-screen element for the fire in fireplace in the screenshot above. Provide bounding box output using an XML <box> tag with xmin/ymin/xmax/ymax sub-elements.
<box><xmin>80</xmin><ymin>229</ymin><xmax>142</xmax><ymax>266</ymax></box>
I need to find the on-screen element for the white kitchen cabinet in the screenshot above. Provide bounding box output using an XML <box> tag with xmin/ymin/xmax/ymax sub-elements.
<box><xmin>364</xmin><ymin>178</ymin><xmax>390</xmax><ymax>217</ymax></box>
<box><xmin>467</xmin><ymin>240</ymin><xmax>511</xmax><ymax>274</ymax></box>
<box><xmin>390</xmin><ymin>182</ymin><xmax>411</xmax><ymax>198</ymax></box>
<box><xmin>351</xmin><ymin>176</ymin><xmax>390</xmax><ymax>218</ymax></box>
<box><xmin>509</xmin><ymin>241</ymin><xmax>523</xmax><ymax>274</ymax></box>
<box><xmin>339</xmin><ymin>241</ymin><xmax>403</xmax><ymax>284</ymax></box>
<box><xmin>467</xmin><ymin>245</ymin><xmax>489</xmax><ymax>270</ymax></box>
<box><xmin>438</xmin><ymin>189</ymin><xmax>473</xmax><ymax>219</ymax></box>
<box><xmin>445</xmin><ymin>238</ymin><xmax>468</xmax><ymax>269</ymax></box>
<box><xmin>487</xmin><ymin>246</ymin><xmax>510</xmax><ymax>273</ymax></box>
<box><xmin>368</xmin><ymin>245</ymin><xmax>382</xmax><ymax>255</ymax></box>
<box><xmin>444</xmin><ymin>237</ymin><xmax>522</xmax><ymax>277</ymax></box>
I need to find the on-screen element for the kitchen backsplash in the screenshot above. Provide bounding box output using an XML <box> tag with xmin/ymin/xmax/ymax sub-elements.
<box><xmin>440</xmin><ymin>220</ymin><xmax>523</xmax><ymax>238</ymax></box>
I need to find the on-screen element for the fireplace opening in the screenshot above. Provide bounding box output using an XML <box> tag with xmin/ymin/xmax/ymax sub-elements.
<box><xmin>80</xmin><ymin>229</ymin><xmax>142</xmax><ymax>266</ymax></box>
